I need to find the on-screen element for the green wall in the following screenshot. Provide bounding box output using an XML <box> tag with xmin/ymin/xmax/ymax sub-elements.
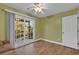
<box><xmin>0</xmin><ymin>4</ymin><xmax>41</xmax><ymax>41</ymax></box>
<box><xmin>0</xmin><ymin>3</ymin><xmax>79</xmax><ymax>43</ymax></box>
<box><xmin>35</xmin><ymin>18</ymin><xmax>41</xmax><ymax>39</ymax></box>
<box><xmin>40</xmin><ymin>8</ymin><xmax>79</xmax><ymax>42</ymax></box>
<box><xmin>0</xmin><ymin>9</ymin><xmax>6</xmax><ymax>41</ymax></box>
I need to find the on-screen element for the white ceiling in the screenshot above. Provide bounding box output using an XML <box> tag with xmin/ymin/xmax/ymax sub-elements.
<box><xmin>4</xmin><ymin>3</ymin><xmax>79</xmax><ymax>18</ymax></box>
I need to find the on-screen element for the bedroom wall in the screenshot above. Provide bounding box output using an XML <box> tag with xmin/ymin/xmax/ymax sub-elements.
<box><xmin>40</xmin><ymin>8</ymin><xmax>79</xmax><ymax>42</ymax></box>
<box><xmin>0</xmin><ymin>3</ymin><xmax>79</xmax><ymax>43</ymax></box>
<box><xmin>0</xmin><ymin>9</ymin><xmax>6</xmax><ymax>41</ymax></box>
<box><xmin>0</xmin><ymin>4</ymin><xmax>41</xmax><ymax>41</ymax></box>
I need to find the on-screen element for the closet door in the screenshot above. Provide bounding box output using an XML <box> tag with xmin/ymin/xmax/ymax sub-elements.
<box><xmin>14</xmin><ymin>14</ymin><xmax>35</xmax><ymax>48</ymax></box>
<box><xmin>24</xmin><ymin>19</ymin><xmax>35</xmax><ymax>43</ymax></box>
<box><xmin>62</xmin><ymin>14</ymin><xmax>77</xmax><ymax>49</ymax></box>
<box><xmin>15</xmin><ymin>15</ymin><xmax>25</xmax><ymax>47</ymax></box>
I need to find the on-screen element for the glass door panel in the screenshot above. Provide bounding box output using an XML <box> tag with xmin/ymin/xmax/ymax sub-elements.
<box><xmin>24</xmin><ymin>21</ymin><xmax>33</xmax><ymax>39</ymax></box>
<box><xmin>15</xmin><ymin>16</ymin><xmax>33</xmax><ymax>41</ymax></box>
<box><xmin>24</xmin><ymin>21</ymin><xmax>29</xmax><ymax>39</ymax></box>
<box><xmin>15</xmin><ymin>18</ymin><xmax>24</xmax><ymax>39</ymax></box>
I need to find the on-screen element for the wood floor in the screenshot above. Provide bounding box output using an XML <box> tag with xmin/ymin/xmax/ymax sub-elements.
<box><xmin>0</xmin><ymin>43</ymin><xmax>13</xmax><ymax>53</ymax></box>
<box><xmin>1</xmin><ymin>40</ymin><xmax>79</xmax><ymax>55</ymax></box>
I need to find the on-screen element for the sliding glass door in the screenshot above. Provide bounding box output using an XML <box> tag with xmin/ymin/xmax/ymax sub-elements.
<box><xmin>15</xmin><ymin>17</ymin><xmax>33</xmax><ymax>40</ymax></box>
<box><xmin>14</xmin><ymin>14</ymin><xmax>34</xmax><ymax>48</ymax></box>
<box><xmin>25</xmin><ymin>20</ymin><xmax>33</xmax><ymax>39</ymax></box>
<box><xmin>6</xmin><ymin>11</ymin><xmax>35</xmax><ymax>48</ymax></box>
<box><xmin>15</xmin><ymin>18</ymin><xmax>24</xmax><ymax>40</ymax></box>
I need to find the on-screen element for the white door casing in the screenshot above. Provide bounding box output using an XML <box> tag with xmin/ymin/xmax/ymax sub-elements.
<box><xmin>62</xmin><ymin>14</ymin><xmax>77</xmax><ymax>49</ymax></box>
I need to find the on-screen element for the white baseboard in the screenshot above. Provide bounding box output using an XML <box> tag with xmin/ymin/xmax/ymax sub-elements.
<box><xmin>14</xmin><ymin>38</ymin><xmax>79</xmax><ymax>50</ymax></box>
<box><xmin>40</xmin><ymin>38</ymin><xmax>79</xmax><ymax>50</ymax></box>
<box><xmin>41</xmin><ymin>38</ymin><xmax>62</xmax><ymax>45</ymax></box>
<box><xmin>33</xmin><ymin>38</ymin><xmax>41</xmax><ymax>42</ymax></box>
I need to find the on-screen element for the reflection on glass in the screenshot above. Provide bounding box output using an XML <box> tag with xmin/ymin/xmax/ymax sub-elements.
<box><xmin>15</xmin><ymin>18</ymin><xmax>24</xmax><ymax>39</ymax></box>
<box><xmin>28</xmin><ymin>25</ymin><xmax>33</xmax><ymax>39</ymax></box>
<box><xmin>25</xmin><ymin>21</ymin><xmax>33</xmax><ymax>39</ymax></box>
<box><xmin>15</xmin><ymin>18</ymin><xmax>33</xmax><ymax>39</ymax></box>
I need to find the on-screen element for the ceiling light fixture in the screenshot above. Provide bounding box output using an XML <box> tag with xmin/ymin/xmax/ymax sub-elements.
<box><xmin>33</xmin><ymin>3</ymin><xmax>44</xmax><ymax>14</ymax></box>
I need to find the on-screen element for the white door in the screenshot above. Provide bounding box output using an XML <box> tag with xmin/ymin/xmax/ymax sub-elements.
<box><xmin>62</xmin><ymin>14</ymin><xmax>77</xmax><ymax>49</ymax></box>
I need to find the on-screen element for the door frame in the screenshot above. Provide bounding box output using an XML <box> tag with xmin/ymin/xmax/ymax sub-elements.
<box><xmin>5</xmin><ymin>9</ymin><xmax>35</xmax><ymax>48</ymax></box>
<box><xmin>14</xmin><ymin>14</ymin><xmax>35</xmax><ymax>48</ymax></box>
<box><xmin>62</xmin><ymin>14</ymin><xmax>77</xmax><ymax>49</ymax></box>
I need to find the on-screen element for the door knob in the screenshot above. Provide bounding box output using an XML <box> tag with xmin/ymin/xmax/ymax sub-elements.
<box><xmin>62</xmin><ymin>32</ymin><xmax>64</xmax><ymax>34</ymax></box>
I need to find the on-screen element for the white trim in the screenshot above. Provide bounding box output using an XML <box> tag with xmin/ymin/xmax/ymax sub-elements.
<box><xmin>4</xmin><ymin>9</ymin><xmax>35</xmax><ymax>19</ymax></box>
<box><xmin>41</xmin><ymin>38</ymin><xmax>79</xmax><ymax>50</ymax></box>
<box><xmin>14</xmin><ymin>39</ymin><xmax>41</xmax><ymax>48</ymax></box>
<box><xmin>32</xmin><ymin>19</ymin><xmax>35</xmax><ymax>41</ymax></box>
<box><xmin>41</xmin><ymin>39</ymin><xmax>62</xmax><ymax>45</ymax></box>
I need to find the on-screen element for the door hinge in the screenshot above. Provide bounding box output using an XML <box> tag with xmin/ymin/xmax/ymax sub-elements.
<box><xmin>77</xmin><ymin>17</ymin><xmax>79</xmax><ymax>19</ymax></box>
